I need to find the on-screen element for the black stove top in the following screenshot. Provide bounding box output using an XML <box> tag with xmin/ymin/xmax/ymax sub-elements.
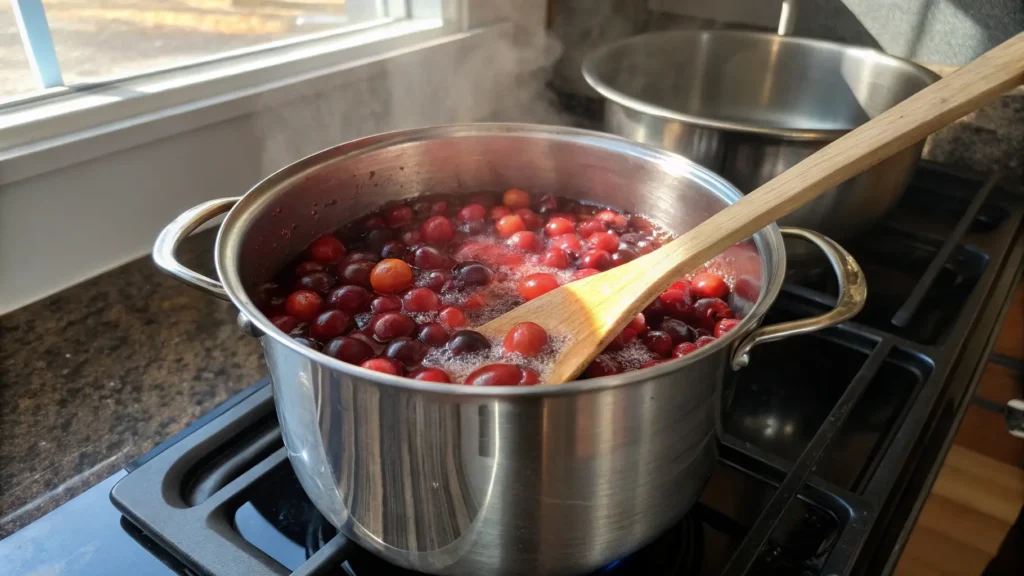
<box><xmin>2</xmin><ymin>163</ymin><xmax>1022</xmax><ymax>576</ymax></box>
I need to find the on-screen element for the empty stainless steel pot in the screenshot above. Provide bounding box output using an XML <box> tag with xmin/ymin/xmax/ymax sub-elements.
<box><xmin>154</xmin><ymin>124</ymin><xmax>865</xmax><ymax>575</ymax></box>
<box><xmin>583</xmin><ymin>30</ymin><xmax>941</xmax><ymax>242</ymax></box>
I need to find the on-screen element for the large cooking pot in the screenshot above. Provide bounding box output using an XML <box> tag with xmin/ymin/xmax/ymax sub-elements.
<box><xmin>582</xmin><ymin>30</ymin><xmax>941</xmax><ymax>243</ymax></box>
<box><xmin>153</xmin><ymin>124</ymin><xmax>865</xmax><ymax>575</ymax></box>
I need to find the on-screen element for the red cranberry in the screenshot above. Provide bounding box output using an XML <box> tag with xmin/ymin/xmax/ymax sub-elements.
<box><xmin>572</xmin><ymin>268</ymin><xmax>601</xmax><ymax>282</ymax></box>
<box><xmin>410</xmin><ymin>245</ymin><xmax>450</xmax><ymax>270</ymax></box>
<box><xmin>692</xmin><ymin>298</ymin><xmax>735</xmax><ymax>329</ymax></box>
<box><xmin>584</xmin><ymin>354</ymin><xmax>622</xmax><ymax>378</ymax></box>
<box><xmin>370</xmin><ymin>295</ymin><xmax>402</xmax><ymax>313</ymax></box>
<box><xmin>606</xmin><ymin>328</ymin><xmax>638</xmax><ymax>351</ymax></box>
<box><xmin>695</xmin><ymin>335</ymin><xmax>717</xmax><ymax>348</ymax></box>
<box><xmin>458</xmin><ymin>203</ymin><xmax>486</xmax><ymax>222</ymax></box>
<box><xmin>628</xmin><ymin>313</ymin><xmax>647</xmax><ymax>335</ymax></box>
<box><xmin>323</xmin><ymin>336</ymin><xmax>374</xmax><ymax>364</ymax></box>
<box><xmin>518</xmin><ymin>273</ymin><xmax>559</xmax><ymax>301</ymax></box>
<box><xmin>551</xmin><ymin>233</ymin><xmax>582</xmax><ymax>256</ymax></box>
<box><xmin>431</xmin><ymin>200</ymin><xmax>448</xmax><ymax>216</ymax></box>
<box><xmin>515</xmin><ymin>209</ymin><xmax>543</xmax><ymax>230</ymax></box>
<box><xmin>508</xmin><ymin>231</ymin><xmax>543</xmax><ymax>253</ymax></box>
<box><xmin>385</xmin><ymin>205</ymin><xmax>414</xmax><ymax>228</ymax></box>
<box><xmin>545</xmin><ymin>217</ymin><xmax>575</xmax><ymax>237</ymax></box>
<box><xmin>271</xmin><ymin>315</ymin><xmax>299</xmax><ymax>333</ymax></box>
<box><xmin>672</xmin><ymin>342</ymin><xmax>699</xmax><ymax>357</ymax></box>
<box><xmin>660</xmin><ymin>318</ymin><xmax>696</xmax><ymax>344</ymax></box>
<box><xmin>338</xmin><ymin>261</ymin><xmax>374</xmax><ymax>288</ymax></box>
<box><xmin>643</xmin><ymin>331</ymin><xmax>673</xmax><ymax>357</ymax></box>
<box><xmin>715</xmin><ymin>318</ymin><xmax>741</xmax><ymax>338</ymax></box>
<box><xmin>612</xmin><ymin>248</ymin><xmax>638</xmax><ymax>267</ymax></box>
<box><xmin>370</xmin><ymin>259</ymin><xmax>414</xmax><ymax>294</ymax></box>
<box><xmin>360</xmin><ymin>358</ymin><xmax>402</xmax><ymax>375</ymax></box>
<box><xmin>297</xmin><ymin>271</ymin><xmax>336</xmax><ymax>294</ymax></box>
<box><xmin>380</xmin><ymin>240</ymin><xmax>408</xmax><ymax>260</ymax></box>
<box><xmin>496</xmin><ymin>215</ymin><xmax>526</xmax><ymax>238</ymax></box>
<box><xmin>692</xmin><ymin>272</ymin><xmax>729</xmax><ymax>300</ymax></box>
<box><xmin>588</xmin><ymin>232</ymin><xmax>620</xmax><ymax>253</ymax></box>
<box><xmin>576</xmin><ymin>219</ymin><xmax>606</xmax><ymax>238</ymax></box>
<box><xmin>329</xmin><ymin>285</ymin><xmax>372</xmax><ymax>313</ymax></box>
<box><xmin>292</xmin><ymin>337</ymin><xmax>320</xmax><ymax>350</ymax></box>
<box><xmin>490</xmin><ymin>206</ymin><xmax>511</xmax><ymax>220</ymax></box>
<box><xmin>420</xmin><ymin>269</ymin><xmax>450</xmax><ymax>291</ymax></box>
<box><xmin>547</xmin><ymin>211</ymin><xmax>577</xmax><ymax>223</ymax></box>
<box><xmin>502</xmin><ymin>188</ymin><xmax>531</xmax><ymax>209</ymax></box>
<box><xmin>286</xmin><ymin>290</ymin><xmax>322</xmax><ymax>322</ymax></box>
<box><xmin>294</xmin><ymin>261</ymin><xmax>324</xmax><ymax>276</ymax></box>
<box><xmin>447</xmin><ymin>330</ymin><xmax>491</xmax><ymax>356</ymax></box>
<box><xmin>541</xmin><ymin>247</ymin><xmax>570</xmax><ymax>269</ymax></box>
<box><xmin>372</xmin><ymin>312</ymin><xmax>416</xmax><ymax>341</ymax></box>
<box><xmin>308</xmin><ymin>235</ymin><xmax>347</xmax><ymax>263</ymax></box>
<box><xmin>466</xmin><ymin>364</ymin><xmax>533</xmax><ymax>386</ymax></box>
<box><xmin>421</xmin><ymin>216</ymin><xmax>455</xmax><ymax>245</ymax></box>
<box><xmin>452</xmin><ymin>261</ymin><xmax>494</xmax><ymax>287</ymax></box>
<box><xmin>342</xmin><ymin>251</ymin><xmax>380</xmax><ymax>265</ymax></box>
<box><xmin>408</xmin><ymin>367</ymin><xmax>451</xmax><ymax>383</ymax></box>
<box><xmin>502</xmin><ymin>322</ymin><xmax>549</xmax><ymax>358</ymax></box>
<box><xmin>659</xmin><ymin>289</ymin><xmax>694</xmax><ymax>319</ymax></box>
<box><xmin>402</xmin><ymin>287</ymin><xmax>441</xmax><ymax>312</ymax></box>
<box><xmin>417</xmin><ymin>322</ymin><xmax>450</xmax><ymax>347</ymax></box>
<box><xmin>384</xmin><ymin>337</ymin><xmax>428</xmax><ymax>365</ymax></box>
<box><xmin>438</xmin><ymin>307</ymin><xmax>468</xmax><ymax>330</ymax></box>
<box><xmin>579</xmin><ymin>249</ymin><xmax>612</xmax><ymax>271</ymax></box>
<box><xmin>310</xmin><ymin>310</ymin><xmax>350</xmax><ymax>340</ymax></box>
<box><xmin>463</xmin><ymin>293</ymin><xmax>487</xmax><ymax>311</ymax></box>
<box><xmin>595</xmin><ymin>209</ymin><xmax>628</xmax><ymax>231</ymax></box>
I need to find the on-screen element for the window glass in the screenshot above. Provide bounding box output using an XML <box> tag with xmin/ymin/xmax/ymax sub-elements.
<box><xmin>0</xmin><ymin>3</ymin><xmax>39</xmax><ymax>101</ymax></box>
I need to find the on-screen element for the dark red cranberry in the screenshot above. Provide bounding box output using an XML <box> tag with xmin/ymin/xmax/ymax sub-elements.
<box><xmin>447</xmin><ymin>330</ymin><xmax>491</xmax><ymax>356</ymax></box>
<box><xmin>672</xmin><ymin>342</ymin><xmax>699</xmax><ymax>358</ymax></box>
<box><xmin>297</xmin><ymin>271</ymin><xmax>336</xmax><ymax>294</ymax></box>
<box><xmin>579</xmin><ymin>249</ymin><xmax>612</xmax><ymax>271</ymax></box>
<box><xmin>692</xmin><ymin>272</ymin><xmax>729</xmax><ymax>300</ymax></box>
<box><xmin>421</xmin><ymin>216</ymin><xmax>455</xmax><ymax>245</ymax></box>
<box><xmin>271</xmin><ymin>315</ymin><xmax>299</xmax><ymax>333</ymax></box>
<box><xmin>410</xmin><ymin>246</ymin><xmax>450</xmax><ymax>270</ymax></box>
<box><xmin>660</xmin><ymin>318</ymin><xmax>696</xmax><ymax>344</ymax></box>
<box><xmin>659</xmin><ymin>289</ymin><xmax>694</xmax><ymax>319</ymax></box>
<box><xmin>366</xmin><ymin>228</ymin><xmax>394</xmax><ymax>252</ymax></box>
<box><xmin>294</xmin><ymin>261</ymin><xmax>325</xmax><ymax>276</ymax></box>
<box><xmin>308</xmin><ymin>235</ymin><xmax>346</xmax><ymax>263</ymax></box>
<box><xmin>420</xmin><ymin>270</ymin><xmax>450</xmax><ymax>292</ymax></box>
<box><xmin>402</xmin><ymin>287</ymin><xmax>441</xmax><ymax>312</ymax></box>
<box><xmin>285</xmin><ymin>290</ymin><xmax>322</xmax><ymax>322</ymax></box>
<box><xmin>536</xmin><ymin>194</ymin><xmax>558</xmax><ymax>213</ymax></box>
<box><xmin>360</xmin><ymin>358</ymin><xmax>402</xmax><ymax>375</ymax></box>
<box><xmin>292</xmin><ymin>337</ymin><xmax>320</xmax><ymax>350</ymax></box>
<box><xmin>430</xmin><ymin>200</ymin><xmax>448</xmax><ymax>216</ymax></box>
<box><xmin>612</xmin><ymin>248</ymin><xmax>638</xmax><ymax>267</ymax></box>
<box><xmin>408</xmin><ymin>367</ymin><xmax>451</xmax><ymax>383</ymax></box>
<box><xmin>412</xmin><ymin>200</ymin><xmax>433</xmax><ymax>217</ymax></box>
<box><xmin>715</xmin><ymin>318</ymin><xmax>741</xmax><ymax>338</ymax></box>
<box><xmin>338</xmin><ymin>261</ymin><xmax>374</xmax><ymax>287</ymax></box>
<box><xmin>452</xmin><ymin>261</ymin><xmax>494</xmax><ymax>287</ymax></box>
<box><xmin>642</xmin><ymin>331</ymin><xmax>673</xmax><ymax>357</ymax></box>
<box><xmin>310</xmin><ymin>310</ymin><xmax>350</xmax><ymax>340</ymax></box>
<box><xmin>385</xmin><ymin>205</ymin><xmax>414</xmax><ymax>228</ymax></box>
<box><xmin>323</xmin><ymin>336</ymin><xmax>373</xmax><ymax>364</ymax></box>
<box><xmin>692</xmin><ymin>298</ymin><xmax>735</xmax><ymax>330</ymax></box>
<box><xmin>328</xmin><ymin>285</ymin><xmax>372</xmax><ymax>312</ymax></box>
<box><xmin>595</xmin><ymin>209</ymin><xmax>628</xmax><ymax>231</ymax></box>
<box><xmin>490</xmin><ymin>206</ymin><xmax>511</xmax><ymax>220</ymax></box>
<box><xmin>466</xmin><ymin>364</ymin><xmax>534</xmax><ymax>386</ymax></box>
<box><xmin>380</xmin><ymin>240</ymin><xmax>408</xmax><ymax>260</ymax></box>
<box><xmin>342</xmin><ymin>250</ymin><xmax>380</xmax><ymax>264</ymax></box>
<box><xmin>606</xmin><ymin>328</ymin><xmax>637</xmax><ymax>351</ymax></box>
<box><xmin>372</xmin><ymin>312</ymin><xmax>416</xmax><ymax>341</ymax></box>
<box><xmin>370</xmin><ymin>295</ymin><xmax>402</xmax><ymax>313</ymax></box>
<box><xmin>643</xmin><ymin>297</ymin><xmax>668</xmax><ymax>322</ymax></box>
<box><xmin>584</xmin><ymin>355</ymin><xmax>622</xmax><ymax>378</ymax></box>
<box><xmin>384</xmin><ymin>337</ymin><xmax>428</xmax><ymax>365</ymax></box>
<box><xmin>364</xmin><ymin>216</ymin><xmax>386</xmax><ymax>229</ymax></box>
<box><xmin>417</xmin><ymin>322</ymin><xmax>450</xmax><ymax>347</ymax></box>
<box><xmin>619</xmin><ymin>232</ymin><xmax>645</xmax><ymax>246</ymax></box>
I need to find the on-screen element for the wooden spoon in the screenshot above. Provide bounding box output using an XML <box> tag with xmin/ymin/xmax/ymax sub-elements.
<box><xmin>477</xmin><ymin>32</ymin><xmax>1024</xmax><ymax>384</ymax></box>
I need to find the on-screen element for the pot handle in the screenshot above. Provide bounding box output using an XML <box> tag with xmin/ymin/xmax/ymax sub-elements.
<box><xmin>731</xmin><ymin>227</ymin><xmax>866</xmax><ymax>370</ymax></box>
<box><xmin>153</xmin><ymin>197</ymin><xmax>240</xmax><ymax>301</ymax></box>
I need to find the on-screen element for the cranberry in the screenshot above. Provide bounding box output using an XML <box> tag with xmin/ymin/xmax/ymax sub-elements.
<box><xmin>695</xmin><ymin>335</ymin><xmax>717</xmax><ymax>348</ymax></box>
<box><xmin>401</xmin><ymin>230</ymin><xmax>422</xmax><ymax>245</ymax></box>
<box><xmin>508</xmin><ymin>231</ymin><xmax>543</xmax><ymax>253</ymax></box>
<box><xmin>466</xmin><ymin>364</ymin><xmax>533</xmax><ymax>386</ymax></box>
<box><xmin>380</xmin><ymin>240</ymin><xmax>408</xmax><ymax>260</ymax></box>
<box><xmin>402</xmin><ymin>287</ymin><xmax>441</xmax><ymax>312</ymax></box>
<box><xmin>370</xmin><ymin>259</ymin><xmax>414</xmax><ymax>294</ymax></box>
<box><xmin>692</xmin><ymin>272</ymin><xmax>730</xmax><ymax>300</ymax></box>
<box><xmin>641</xmin><ymin>359</ymin><xmax>668</xmax><ymax>369</ymax></box>
<box><xmin>408</xmin><ymin>367</ymin><xmax>451</xmax><ymax>383</ymax></box>
<box><xmin>545</xmin><ymin>217</ymin><xmax>575</xmax><ymax>237</ymax></box>
<box><xmin>412</xmin><ymin>200</ymin><xmax>433</xmax><ymax>217</ymax></box>
<box><xmin>490</xmin><ymin>206</ymin><xmax>511</xmax><ymax>220</ymax></box>
<box><xmin>452</xmin><ymin>261</ymin><xmax>494</xmax><ymax>287</ymax></box>
<box><xmin>572</xmin><ymin>268</ymin><xmax>601</xmax><ymax>282</ymax></box>
<box><xmin>360</xmin><ymin>358</ymin><xmax>402</xmax><ymax>375</ymax></box>
<box><xmin>385</xmin><ymin>205</ymin><xmax>414</xmax><ymax>228</ymax></box>
<box><xmin>365</xmin><ymin>228</ymin><xmax>394</xmax><ymax>252</ymax></box>
<box><xmin>417</xmin><ymin>322</ymin><xmax>450</xmax><ymax>347</ymax></box>
<box><xmin>502</xmin><ymin>188</ymin><xmax>531</xmax><ymax>209</ymax></box>
<box><xmin>384</xmin><ymin>337</ymin><xmax>428</xmax><ymax>365</ymax></box>
<box><xmin>310</xmin><ymin>310</ymin><xmax>350</xmax><ymax>340</ymax></box>
<box><xmin>342</xmin><ymin>251</ymin><xmax>380</xmax><ymax>265</ymax></box>
<box><xmin>661</xmin><ymin>318</ymin><xmax>696</xmax><ymax>344</ymax></box>
<box><xmin>595</xmin><ymin>209</ymin><xmax>628</xmax><ymax>231</ymax></box>
<box><xmin>421</xmin><ymin>216</ymin><xmax>455</xmax><ymax>245</ymax></box>
<box><xmin>584</xmin><ymin>354</ymin><xmax>622</xmax><ymax>378</ymax></box>
<box><xmin>271</xmin><ymin>315</ymin><xmax>299</xmax><ymax>333</ymax></box>
<box><xmin>659</xmin><ymin>289</ymin><xmax>694</xmax><ymax>319</ymax></box>
<box><xmin>672</xmin><ymin>342</ymin><xmax>699</xmax><ymax>357</ymax></box>
<box><xmin>438</xmin><ymin>307</ymin><xmax>468</xmax><ymax>330</ymax></box>
<box><xmin>410</xmin><ymin>246</ymin><xmax>450</xmax><ymax>270</ymax></box>
<box><xmin>518</xmin><ymin>273</ymin><xmax>559</xmax><ymax>301</ymax></box>
<box><xmin>551</xmin><ymin>233</ymin><xmax>583</xmax><ymax>256</ymax></box>
<box><xmin>576</xmin><ymin>219</ymin><xmax>606</xmax><ymax>238</ymax></box>
<box><xmin>606</xmin><ymin>328</ymin><xmax>637</xmax><ymax>351</ymax></box>
<box><xmin>588</xmin><ymin>231</ymin><xmax>620</xmax><ymax>253</ymax></box>
<box><xmin>547</xmin><ymin>211</ymin><xmax>577</xmax><ymax>223</ymax></box>
<box><xmin>458</xmin><ymin>203</ymin><xmax>487</xmax><ymax>222</ymax></box>
<box><xmin>496</xmin><ymin>215</ymin><xmax>526</xmax><ymax>238</ymax></box>
<box><xmin>579</xmin><ymin>249</ymin><xmax>612</xmax><ymax>271</ymax></box>
<box><xmin>643</xmin><ymin>331</ymin><xmax>673</xmax><ymax>357</ymax></box>
<box><xmin>297</xmin><ymin>271</ymin><xmax>336</xmax><ymax>294</ymax></box>
<box><xmin>364</xmin><ymin>216</ymin><xmax>387</xmax><ymax>229</ymax></box>
<box><xmin>294</xmin><ymin>261</ymin><xmax>324</xmax><ymax>276</ymax></box>
<box><xmin>628</xmin><ymin>313</ymin><xmax>647</xmax><ymax>335</ymax></box>
<box><xmin>612</xmin><ymin>248</ymin><xmax>638</xmax><ymax>267</ymax></box>
<box><xmin>286</xmin><ymin>290</ymin><xmax>322</xmax><ymax>321</ymax></box>
<box><xmin>308</xmin><ymin>235</ymin><xmax>346</xmax><ymax>263</ymax></box>
<box><xmin>370</xmin><ymin>295</ymin><xmax>402</xmax><ymax>313</ymax></box>
<box><xmin>502</xmin><ymin>322</ymin><xmax>549</xmax><ymax>357</ymax></box>
<box><xmin>372</xmin><ymin>312</ymin><xmax>416</xmax><ymax>341</ymax></box>
<box><xmin>692</xmin><ymin>298</ymin><xmax>735</xmax><ymax>329</ymax></box>
<box><xmin>536</xmin><ymin>194</ymin><xmax>559</xmax><ymax>213</ymax></box>
<box><xmin>292</xmin><ymin>337</ymin><xmax>320</xmax><ymax>350</ymax></box>
<box><xmin>463</xmin><ymin>293</ymin><xmax>487</xmax><ymax>311</ymax></box>
<box><xmin>338</xmin><ymin>261</ymin><xmax>374</xmax><ymax>288</ymax></box>
<box><xmin>323</xmin><ymin>336</ymin><xmax>374</xmax><ymax>364</ymax></box>
<box><xmin>541</xmin><ymin>247</ymin><xmax>570</xmax><ymax>269</ymax></box>
<box><xmin>447</xmin><ymin>330</ymin><xmax>491</xmax><ymax>356</ymax></box>
<box><xmin>715</xmin><ymin>318</ymin><xmax>741</xmax><ymax>338</ymax></box>
<box><xmin>431</xmin><ymin>200</ymin><xmax>448</xmax><ymax>216</ymax></box>
<box><xmin>515</xmin><ymin>209</ymin><xmax>543</xmax><ymax>230</ymax></box>
<box><xmin>327</xmin><ymin>285</ymin><xmax>371</xmax><ymax>313</ymax></box>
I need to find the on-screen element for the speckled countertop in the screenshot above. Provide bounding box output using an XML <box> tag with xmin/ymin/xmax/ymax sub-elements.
<box><xmin>0</xmin><ymin>229</ymin><xmax>265</xmax><ymax>538</ymax></box>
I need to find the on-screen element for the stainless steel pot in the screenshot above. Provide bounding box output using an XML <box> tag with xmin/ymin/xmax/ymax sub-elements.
<box><xmin>582</xmin><ymin>30</ymin><xmax>941</xmax><ymax>242</ymax></box>
<box><xmin>153</xmin><ymin>124</ymin><xmax>866</xmax><ymax>575</ymax></box>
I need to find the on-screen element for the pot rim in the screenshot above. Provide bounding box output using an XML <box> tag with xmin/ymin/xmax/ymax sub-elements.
<box><xmin>215</xmin><ymin>123</ymin><xmax>787</xmax><ymax>397</ymax></box>
<box><xmin>581</xmin><ymin>29</ymin><xmax>942</xmax><ymax>142</ymax></box>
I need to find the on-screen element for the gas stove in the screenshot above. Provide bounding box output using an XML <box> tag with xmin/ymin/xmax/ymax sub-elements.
<box><xmin>2</xmin><ymin>163</ymin><xmax>1022</xmax><ymax>576</ymax></box>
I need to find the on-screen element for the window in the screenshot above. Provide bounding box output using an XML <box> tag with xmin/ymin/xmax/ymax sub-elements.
<box><xmin>1</xmin><ymin>0</ymin><xmax>405</xmax><ymax>103</ymax></box>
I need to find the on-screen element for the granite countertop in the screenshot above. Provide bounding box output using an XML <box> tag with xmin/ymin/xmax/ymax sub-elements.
<box><xmin>0</xmin><ymin>229</ymin><xmax>265</xmax><ymax>538</ymax></box>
